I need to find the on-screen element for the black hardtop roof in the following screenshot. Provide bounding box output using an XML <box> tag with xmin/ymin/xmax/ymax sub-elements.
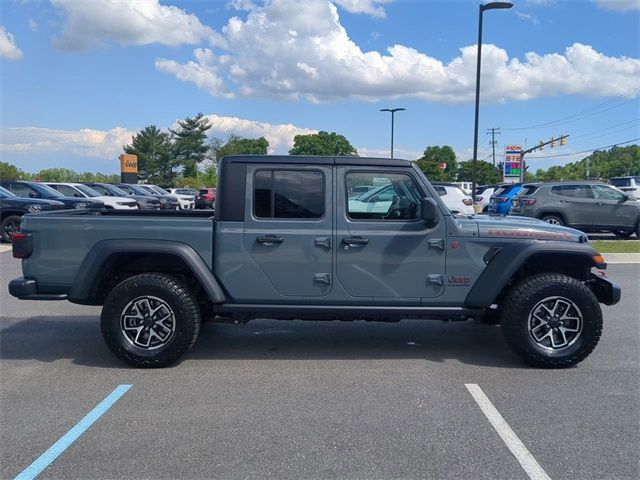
<box><xmin>220</xmin><ymin>154</ymin><xmax>411</xmax><ymax>167</ymax></box>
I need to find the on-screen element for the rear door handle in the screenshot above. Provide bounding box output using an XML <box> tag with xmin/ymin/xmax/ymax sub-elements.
<box><xmin>342</xmin><ymin>236</ymin><xmax>369</xmax><ymax>247</ymax></box>
<box><xmin>256</xmin><ymin>235</ymin><xmax>284</xmax><ymax>245</ymax></box>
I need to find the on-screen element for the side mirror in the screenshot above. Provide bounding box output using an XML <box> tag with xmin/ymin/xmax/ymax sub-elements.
<box><xmin>620</xmin><ymin>194</ymin><xmax>629</xmax><ymax>203</ymax></box>
<box><xmin>420</xmin><ymin>197</ymin><xmax>439</xmax><ymax>228</ymax></box>
<box><xmin>75</xmin><ymin>193</ymin><xmax>82</xmax><ymax>197</ymax></box>
<box><xmin>29</xmin><ymin>192</ymin><xmax>40</xmax><ymax>198</ymax></box>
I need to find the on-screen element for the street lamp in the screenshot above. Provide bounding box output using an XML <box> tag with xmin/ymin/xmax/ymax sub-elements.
<box><xmin>471</xmin><ymin>2</ymin><xmax>512</xmax><ymax>206</ymax></box>
<box><xmin>380</xmin><ymin>107</ymin><xmax>405</xmax><ymax>159</ymax></box>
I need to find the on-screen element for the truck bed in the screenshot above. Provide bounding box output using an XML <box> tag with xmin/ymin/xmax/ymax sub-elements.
<box><xmin>19</xmin><ymin>209</ymin><xmax>215</xmax><ymax>288</ymax></box>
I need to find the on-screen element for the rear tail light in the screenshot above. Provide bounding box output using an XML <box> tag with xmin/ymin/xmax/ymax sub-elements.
<box><xmin>12</xmin><ymin>232</ymin><xmax>32</xmax><ymax>259</ymax></box>
<box><xmin>462</xmin><ymin>198</ymin><xmax>473</xmax><ymax>206</ymax></box>
<box><xmin>523</xmin><ymin>199</ymin><xmax>537</xmax><ymax>206</ymax></box>
<box><xmin>497</xmin><ymin>196</ymin><xmax>509</xmax><ymax>203</ymax></box>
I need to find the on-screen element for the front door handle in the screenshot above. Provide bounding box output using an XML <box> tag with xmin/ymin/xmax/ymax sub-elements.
<box><xmin>256</xmin><ymin>235</ymin><xmax>284</xmax><ymax>245</ymax></box>
<box><xmin>342</xmin><ymin>236</ymin><xmax>369</xmax><ymax>248</ymax></box>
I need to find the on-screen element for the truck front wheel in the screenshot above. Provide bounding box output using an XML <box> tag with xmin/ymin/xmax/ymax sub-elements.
<box><xmin>101</xmin><ymin>273</ymin><xmax>201</xmax><ymax>368</ymax></box>
<box><xmin>500</xmin><ymin>273</ymin><xmax>602</xmax><ymax>368</ymax></box>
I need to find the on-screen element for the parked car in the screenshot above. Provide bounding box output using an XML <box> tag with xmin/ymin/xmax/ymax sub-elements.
<box><xmin>168</xmin><ymin>188</ymin><xmax>198</xmax><ymax>198</ymax></box>
<box><xmin>0</xmin><ymin>186</ymin><xmax>65</xmax><ymax>242</ymax></box>
<box><xmin>131</xmin><ymin>184</ymin><xmax>183</xmax><ymax>210</ymax></box>
<box><xmin>46</xmin><ymin>183</ymin><xmax>138</xmax><ymax>210</ymax></box>
<box><xmin>487</xmin><ymin>183</ymin><xmax>522</xmax><ymax>215</ymax></box>
<box><xmin>474</xmin><ymin>184</ymin><xmax>498</xmax><ymax>212</ymax></box>
<box><xmin>144</xmin><ymin>185</ymin><xmax>194</xmax><ymax>210</ymax></box>
<box><xmin>0</xmin><ymin>180</ymin><xmax>104</xmax><ymax>210</ymax></box>
<box><xmin>195</xmin><ymin>188</ymin><xmax>216</xmax><ymax>209</ymax></box>
<box><xmin>452</xmin><ymin>181</ymin><xmax>473</xmax><ymax>195</ymax></box>
<box><xmin>609</xmin><ymin>176</ymin><xmax>640</xmax><ymax>198</ymax></box>
<box><xmin>85</xmin><ymin>182</ymin><xmax>160</xmax><ymax>210</ymax></box>
<box><xmin>510</xmin><ymin>181</ymin><xmax>640</xmax><ymax>238</ymax></box>
<box><xmin>9</xmin><ymin>155</ymin><xmax>620</xmax><ymax>369</ymax></box>
<box><xmin>117</xmin><ymin>183</ymin><xmax>180</xmax><ymax>210</ymax></box>
<box><xmin>431</xmin><ymin>183</ymin><xmax>474</xmax><ymax>215</ymax></box>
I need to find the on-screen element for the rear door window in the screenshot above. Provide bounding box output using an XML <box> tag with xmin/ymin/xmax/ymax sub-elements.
<box><xmin>609</xmin><ymin>178</ymin><xmax>630</xmax><ymax>187</ymax></box>
<box><xmin>551</xmin><ymin>185</ymin><xmax>589</xmax><ymax>198</ymax></box>
<box><xmin>254</xmin><ymin>170</ymin><xmax>324</xmax><ymax>219</ymax></box>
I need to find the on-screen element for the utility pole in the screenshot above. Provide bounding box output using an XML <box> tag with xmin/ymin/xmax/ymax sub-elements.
<box><xmin>486</xmin><ymin>127</ymin><xmax>500</xmax><ymax>167</ymax></box>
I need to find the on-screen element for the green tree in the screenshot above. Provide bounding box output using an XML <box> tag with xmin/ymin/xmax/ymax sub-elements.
<box><xmin>210</xmin><ymin>134</ymin><xmax>269</xmax><ymax>161</ymax></box>
<box><xmin>456</xmin><ymin>160</ymin><xmax>501</xmax><ymax>185</ymax></box>
<box><xmin>0</xmin><ymin>161</ymin><xmax>22</xmax><ymax>180</ymax></box>
<box><xmin>37</xmin><ymin>168</ymin><xmax>80</xmax><ymax>182</ymax></box>
<box><xmin>289</xmin><ymin>131</ymin><xmax>358</xmax><ymax>156</ymax></box>
<box><xmin>414</xmin><ymin>145</ymin><xmax>458</xmax><ymax>181</ymax></box>
<box><xmin>171</xmin><ymin>113</ymin><xmax>212</xmax><ymax>178</ymax></box>
<box><xmin>124</xmin><ymin>125</ymin><xmax>175</xmax><ymax>184</ymax></box>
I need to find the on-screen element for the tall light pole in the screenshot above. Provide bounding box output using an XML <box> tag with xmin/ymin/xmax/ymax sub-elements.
<box><xmin>471</xmin><ymin>2</ymin><xmax>512</xmax><ymax>205</ymax></box>
<box><xmin>380</xmin><ymin>107</ymin><xmax>405</xmax><ymax>159</ymax></box>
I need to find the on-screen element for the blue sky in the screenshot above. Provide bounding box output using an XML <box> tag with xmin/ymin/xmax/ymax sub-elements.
<box><xmin>1</xmin><ymin>0</ymin><xmax>639</xmax><ymax>175</ymax></box>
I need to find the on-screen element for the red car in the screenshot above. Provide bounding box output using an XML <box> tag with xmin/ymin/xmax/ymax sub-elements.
<box><xmin>195</xmin><ymin>188</ymin><xmax>216</xmax><ymax>209</ymax></box>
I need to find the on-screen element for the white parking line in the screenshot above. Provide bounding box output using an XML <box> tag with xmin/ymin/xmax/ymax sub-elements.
<box><xmin>465</xmin><ymin>383</ymin><xmax>551</xmax><ymax>480</ymax></box>
<box><xmin>0</xmin><ymin>245</ymin><xmax>12</xmax><ymax>253</ymax></box>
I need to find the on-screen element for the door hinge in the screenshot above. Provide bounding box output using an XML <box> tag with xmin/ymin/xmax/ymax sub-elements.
<box><xmin>314</xmin><ymin>273</ymin><xmax>331</xmax><ymax>285</ymax></box>
<box><xmin>428</xmin><ymin>238</ymin><xmax>445</xmax><ymax>251</ymax></box>
<box><xmin>426</xmin><ymin>274</ymin><xmax>445</xmax><ymax>286</ymax></box>
<box><xmin>314</xmin><ymin>237</ymin><xmax>331</xmax><ymax>250</ymax></box>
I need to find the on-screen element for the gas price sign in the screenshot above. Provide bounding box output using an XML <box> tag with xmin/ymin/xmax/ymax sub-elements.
<box><xmin>504</xmin><ymin>145</ymin><xmax>522</xmax><ymax>178</ymax></box>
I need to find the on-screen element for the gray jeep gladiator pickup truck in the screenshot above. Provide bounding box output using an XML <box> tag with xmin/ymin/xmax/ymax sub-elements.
<box><xmin>9</xmin><ymin>155</ymin><xmax>620</xmax><ymax>368</ymax></box>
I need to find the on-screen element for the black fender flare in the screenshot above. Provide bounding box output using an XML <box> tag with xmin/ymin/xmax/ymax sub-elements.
<box><xmin>465</xmin><ymin>242</ymin><xmax>603</xmax><ymax>308</ymax></box>
<box><xmin>68</xmin><ymin>239</ymin><xmax>226</xmax><ymax>304</ymax></box>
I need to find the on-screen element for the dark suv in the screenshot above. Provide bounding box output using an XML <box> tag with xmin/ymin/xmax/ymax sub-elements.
<box><xmin>1</xmin><ymin>180</ymin><xmax>104</xmax><ymax>210</ymax></box>
<box><xmin>511</xmin><ymin>181</ymin><xmax>640</xmax><ymax>238</ymax></box>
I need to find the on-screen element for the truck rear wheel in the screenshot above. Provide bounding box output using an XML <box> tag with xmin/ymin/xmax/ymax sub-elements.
<box><xmin>101</xmin><ymin>273</ymin><xmax>201</xmax><ymax>368</ymax></box>
<box><xmin>500</xmin><ymin>273</ymin><xmax>602</xmax><ymax>368</ymax></box>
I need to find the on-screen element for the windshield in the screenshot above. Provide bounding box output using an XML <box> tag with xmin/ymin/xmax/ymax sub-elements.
<box><xmin>101</xmin><ymin>184</ymin><xmax>129</xmax><ymax>196</ymax></box>
<box><xmin>128</xmin><ymin>184</ymin><xmax>153</xmax><ymax>195</ymax></box>
<box><xmin>31</xmin><ymin>183</ymin><xmax>65</xmax><ymax>197</ymax></box>
<box><xmin>75</xmin><ymin>184</ymin><xmax>102</xmax><ymax>197</ymax></box>
<box><xmin>138</xmin><ymin>185</ymin><xmax>156</xmax><ymax>194</ymax></box>
<box><xmin>0</xmin><ymin>186</ymin><xmax>16</xmax><ymax>197</ymax></box>
<box><xmin>150</xmin><ymin>185</ymin><xmax>169</xmax><ymax>195</ymax></box>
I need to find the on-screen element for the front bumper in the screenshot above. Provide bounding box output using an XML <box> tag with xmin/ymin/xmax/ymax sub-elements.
<box><xmin>589</xmin><ymin>273</ymin><xmax>621</xmax><ymax>306</ymax></box>
<box><xmin>9</xmin><ymin>277</ymin><xmax>68</xmax><ymax>300</ymax></box>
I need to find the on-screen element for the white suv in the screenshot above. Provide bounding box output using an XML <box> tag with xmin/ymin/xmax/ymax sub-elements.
<box><xmin>431</xmin><ymin>183</ymin><xmax>474</xmax><ymax>215</ymax></box>
<box><xmin>141</xmin><ymin>185</ymin><xmax>194</xmax><ymax>210</ymax></box>
<box><xmin>609</xmin><ymin>177</ymin><xmax>640</xmax><ymax>198</ymax></box>
<box><xmin>46</xmin><ymin>183</ymin><xmax>138</xmax><ymax>210</ymax></box>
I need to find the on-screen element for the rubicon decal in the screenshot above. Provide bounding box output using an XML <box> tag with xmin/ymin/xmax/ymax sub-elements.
<box><xmin>487</xmin><ymin>229</ymin><xmax>574</xmax><ymax>241</ymax></box>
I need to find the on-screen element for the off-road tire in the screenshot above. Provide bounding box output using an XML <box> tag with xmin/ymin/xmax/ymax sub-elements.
<box><xmin>101</xmin><ymin>273</ymin><xmax>201</xmax><ymax>368</ymax></box>
<box><xmin>500</xmin><ymin>273</ymin><xmax>602</xmax><ymax>368</ymax></box>
<box><xmin>540</xmin><ymin>214</ymin><xmax>564</xmax><ymax>226</ymax></box>
<box><xmin>1</xmin><ymin>215</ymin><xmax>21</xmax><ymax>243</ymax></box>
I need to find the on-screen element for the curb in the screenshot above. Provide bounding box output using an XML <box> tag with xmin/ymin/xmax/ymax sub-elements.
<box><xmin>603</xmin><ymin>253</ymin><xmax>640</xmax><ymax>264</ymax></box>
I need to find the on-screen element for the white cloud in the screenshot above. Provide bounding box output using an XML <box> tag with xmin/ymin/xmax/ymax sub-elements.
<box><xmin>515</xmin><ymin>12</ymin><xmax>540</xmax><ymax>25</ymax></box>
<box><xmin>0</xmin><ymin>26</ymin><xmax>23</xmax><ymax>60</ymax></box>
<box><xmin>0</xmin><ymin>126</ymin><xmax>135</xmax><ymax>158</ymax></box>
<box><xmin>200</xmin><ymin>114</ymin><xmax>317</xmax><ymax>153</ymax></box>
<box><xmin>50</xmin><ymin>0</ymin><xmax>227</xmax><ymax>50</ymax></box>
<box><xmin>156</xmin><ymin>0</ymin><xmax>640</xmax><ymax>104</ymax></box>
<box><xmin>333</xmin><ymin>0</ymin><xmax>392</xmax><ymax>18</ymax></box>
<box><xmin>595</xmin><ymin>0</ymin><xmax>640</xmax><ymax>11</ymax></box>
<box><xmin>155</xmin><ymin>49</ymin><xmax>234</xmax><ymax>99</ymax></box>
<box><xmin>1</xmin><ymin>116</ymin><xmax>316</xmax><ymax>162</ymax></box>
<box><xmin>29</xmin><ymin>18</ymin><xmax>38</xmax><ymax>32</ymax></box>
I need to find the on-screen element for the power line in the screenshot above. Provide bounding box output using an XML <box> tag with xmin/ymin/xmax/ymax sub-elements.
<box><xmin>526</xmin><ymin>137</ymin><xmax>640</xmax><ymax>159</ymax></box>
<box><xmin>502</xmin><ymin>87</ymin><xmax>640</xmax><ymax>131</ymax></box>
<box><xmin>568</xmin><ymin>118</ymin><xmax>640</xmax><ymax>141</ymax></box>
<box><xmin>569</xmin><ymin>124</ymin><xmax>640</xmax><ymax>145</ymax></box>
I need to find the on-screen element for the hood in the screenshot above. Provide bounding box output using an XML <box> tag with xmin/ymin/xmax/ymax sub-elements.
<box><xmin>1</xmin><ymin>197</ymin><xmax>65</xmax><ymax>208</ymax></box>
<box><xmin>475</xmin><ymin>214</ymin><xmax>587</xmax><ymax>243</ymax></box>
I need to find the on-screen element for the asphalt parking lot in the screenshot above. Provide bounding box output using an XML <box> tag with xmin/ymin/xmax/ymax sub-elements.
<box><xmin>1</xmin><ymin>249</ymin><xmax>639</xmax><ymax>480</ymax></box>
